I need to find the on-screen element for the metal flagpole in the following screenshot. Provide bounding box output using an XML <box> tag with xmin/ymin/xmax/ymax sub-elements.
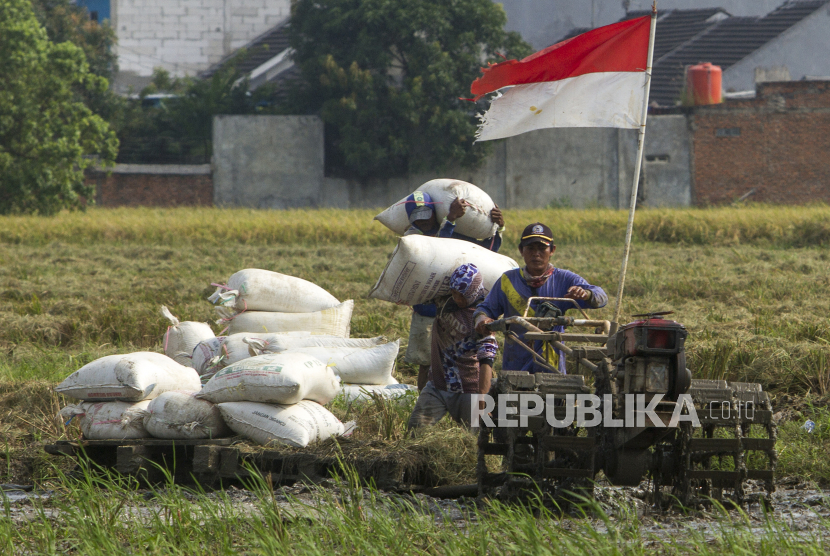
<box><xmin>612</xmin><ymin>2</ymin><xmax>658</xmax><ymax>325</ymax></box>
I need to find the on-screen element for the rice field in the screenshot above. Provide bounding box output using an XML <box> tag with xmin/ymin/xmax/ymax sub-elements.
<box><xmin>1</xmin><ymin>205</ymin><xmax>829</xmax><ymax>553</ymax></box>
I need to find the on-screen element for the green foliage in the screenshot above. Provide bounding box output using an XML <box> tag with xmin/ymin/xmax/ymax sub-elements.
<box><xmin>30</xmin><ymin>0</ymin><xmax>118</xmax><ymax>81</ymax></box>
<box><xmin>30</xmin><ymin>0</ymin><xmax>125</xmax><ymax>140</ymax></box>
<box><xmin>116</xmin><ymin>62</ymin><xmax>279</xmax><ymax>164</ymax></box>
<box><xmin>287</xmin><ymin>0</ymin><xmax>532</xmax><ymax>178</ymax></box>
<box><xmin>0</xmin><ymin>0</ymin><xmax>117</xmax><ymax>215</ymax></box>
<box><xmin>5</xmin><ymin>464</ymin><xmax>830</xmax><ymax>553</ymax></box>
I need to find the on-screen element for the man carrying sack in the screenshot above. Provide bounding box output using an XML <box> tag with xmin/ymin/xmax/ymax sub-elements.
<box><xmin>407</xmin><ymin>264</ymin><xmax>498</xmax><ymax>430</ymax></box>
<box><xmin>402</xmin><ymin>190</ymin><xmax>505</xmax><ymax>389</ymax></box>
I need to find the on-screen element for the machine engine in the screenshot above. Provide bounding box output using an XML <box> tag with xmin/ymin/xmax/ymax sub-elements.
<box><xmin>608</xmin><ymin>315</ymin><xmax>692</xmax><ymax>402</ymax></box>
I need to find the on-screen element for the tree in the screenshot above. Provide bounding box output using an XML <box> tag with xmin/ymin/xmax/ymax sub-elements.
<box><xmin>116</xmin><ymin>60</ymin><xmax>278</xmax><ymax>164</ymax></box>
<box><xmin>287</xmin><ymin>0</ymin><xmax>532</xmax><ymax>178</ymax></box>
<box><xmin>30</xmin><ymin>0</ymin><xmax>124</xmax><ymax>126</ymax></box>
<box><xmin>31</xmin><ymin>0</ymin><xmax>118</xmax><ymax>81</ymax></box>
<box><xmin>0</xmin><ymin>0</ymin><xmax>117</xmax><ymax>215</ymax></box>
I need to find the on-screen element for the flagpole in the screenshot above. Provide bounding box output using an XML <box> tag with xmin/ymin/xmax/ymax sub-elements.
<box><xmin>612</xmin><ymin>1</ymin><xmax>658</xmax><ymax>325</ymax></box>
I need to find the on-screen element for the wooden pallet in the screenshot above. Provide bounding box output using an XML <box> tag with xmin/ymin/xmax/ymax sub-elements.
<box><xmin>45</xmin><ymin>439</ymin><xmax>410</xmax><ymax>489</ymax></box>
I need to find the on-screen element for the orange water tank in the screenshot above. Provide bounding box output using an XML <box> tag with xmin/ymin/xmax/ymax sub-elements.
<box><xmin>685</xmin><ymin>63</ymin><xmax>722</xmax><ymax>105</ymax></box>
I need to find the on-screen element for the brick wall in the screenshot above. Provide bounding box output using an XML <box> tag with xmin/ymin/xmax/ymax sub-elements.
<box><xmin>691</xmin><ymin>80</ymin><xmax>830</xmax><ymax>205</ymax></box>
<box><xmin>88</xmin><ymin>165</ymin><xmax>213</xmax><ymax>207</ymax></box>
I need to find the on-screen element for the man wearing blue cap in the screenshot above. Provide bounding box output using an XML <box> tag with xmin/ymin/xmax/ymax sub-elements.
<box><xmin>474</xmin><ymin>222</ymin><xmax>608</xmax><ymax>374</ymax></box>
<box><xmin>402</xmin><ymin>190</ymin><xmax>505</xmax><ymax>390</ymax></box>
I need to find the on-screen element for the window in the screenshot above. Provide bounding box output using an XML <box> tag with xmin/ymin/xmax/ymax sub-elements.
<box><xmin>715</xmin><ymin>128</ymin><xmax>741</xmax><ymax>137</ymax></box>
<box><xmin>645</xmin><ymin>154</ymin><xmax>670</xmax><ymax>163</ymax></box>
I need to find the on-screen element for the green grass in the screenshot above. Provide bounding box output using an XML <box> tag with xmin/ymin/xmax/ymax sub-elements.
<box><xmin>3</xmin><ymin>462</ymin><xmax>830</xmax><ymax>555</ymax></box>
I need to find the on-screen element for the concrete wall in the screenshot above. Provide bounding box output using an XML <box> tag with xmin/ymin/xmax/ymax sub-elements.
<box><xmin>321</xmin><ymin>116</ymin><xmax>690</xmax><ymax>210</ymax></box>
<box><xmin>212</xmin><ymin>115</ymin><xmax>324</xmax><ymax>209</ymax></box>
<box><xmin>87</xmin><ymin>164</ymin><xmax>213</xmax><ymax>207</ymax></box>
<box><xmin>112</xmin><ymin>0</ymin><xmax>289</xmax><ymax>91</ymax></box>
<box><xmin>641</xmin><ymin>115</ymin><xmax>693</xmax><ymax>207</ymax></box>
<box><xmin>723</xmin><ymin>5</ymin><xmax>830</xmax><ymax>92</ymax></box>
<box><xmin>213</xmin><ymin>114</ymin><xmax>692</xmax><ymax>210</ymax></box>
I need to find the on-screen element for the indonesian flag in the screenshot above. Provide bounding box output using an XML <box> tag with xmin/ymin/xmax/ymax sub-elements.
<box><xmin>471</xmin><ymin>16</ymin><xmax>652</xmax><ymax>141</ymax></box>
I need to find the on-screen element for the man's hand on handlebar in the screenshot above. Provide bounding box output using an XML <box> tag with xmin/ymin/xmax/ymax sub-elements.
<box><xmin>564</xmin><ymin>285</ymin><xmax>591</xmax><ymax>301</ymax></box>
<box><xmin>475</xmin><ymin>317</ymin><xmax>494</xmax><ymax>336</ymax></box>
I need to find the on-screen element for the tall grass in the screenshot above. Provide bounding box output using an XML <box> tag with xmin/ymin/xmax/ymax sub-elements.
<box><xmin>3</xmin><ymin>461</ymin><xmax>830</xmax><ymax>554</ymax></box>
<box><xmin>1</xmin><ymin>204</ymin><xmax>829</xmax><ymax>247</ymax></box>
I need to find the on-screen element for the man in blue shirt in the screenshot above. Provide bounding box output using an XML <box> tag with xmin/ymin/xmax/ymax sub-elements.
<box><xmin>402</xmin><ymin>190</ymin><xmax>505</xmax><ymax>388</ymax></box>
<box><xmin>474</xmin><ymin>222</ymin><xmax>607</xmax><ymax>374</ymax></box>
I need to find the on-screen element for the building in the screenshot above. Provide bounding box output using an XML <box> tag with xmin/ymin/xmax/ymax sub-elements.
<box><xmin>75</xmin><ymin>0</ymin><xmax>290</xmax><ymax>93</ymax></box>
<box><xmin>641</xmin><ymin>0</ymin><xmax>830</xmax><ymax>106</ymax></box>
<box><xmin>498</xmin><ymin>0</ymin><xmax>785</xmax><ymax>52</ymax></box>
<box><xmin>690</xmin><ymin>80</ymin><xmax>830</xmax><ymax>205</ymax></box>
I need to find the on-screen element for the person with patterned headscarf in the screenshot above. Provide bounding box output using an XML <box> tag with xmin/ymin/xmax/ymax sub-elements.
<box><xmin>407</xmin><ymin>264</ymin><xmax>498</xmax><ymax>430</ymax></box>
<box><xmin>401</xmin><ymin>190</ymin><xmax>505</xmax><ymax>391</ymax></box>
<box><xmin>474</xmin><ymin>222</ymin><xmax>607</xmax><ymax>374</ymax></box>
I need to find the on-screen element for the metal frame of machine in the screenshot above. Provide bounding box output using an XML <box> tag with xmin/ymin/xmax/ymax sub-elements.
<box><xmin>477</xmin><ymin>299</ymin><xmax>777</xmax><ymax>506</ymax></box>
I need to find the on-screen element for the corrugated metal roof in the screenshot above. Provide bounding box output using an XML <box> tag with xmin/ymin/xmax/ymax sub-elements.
<box><xmin>553</xmin><ymin>1</ymin><xmax>827</xmax><ymax>107</ymax></box>
<box><xmin>650</xmin><ymin>0</ymin><xmax>828</xmax><ymax>105</ymax></box>
<box><xmin>199</xmin><ymin>18</ymin><xmax>291</xmax><ymax>81</ymax></box>
<box><xmin>553</xmin><ymin>7</ymin><xmax>728</xmax><ymax>57</ymax></box>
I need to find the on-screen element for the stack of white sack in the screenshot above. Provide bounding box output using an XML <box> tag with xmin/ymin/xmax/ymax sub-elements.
<box><xmin>160</xmin><ymin>305</ymin><xmax>215</xmax><ymax>367</ymax></box>
<box><xmin>198</xmin><ymin>352</ymin><xmax>346</xmax><ymax>448</ymax></box>
<box><xmin>56</xmin><ymin>352</ymin><xmax>202</xmax><ymax>440</ymax></box>
<box><xmin>369</xmin><ymin>235</ymin><xmax>519</xmax><ymax>305</ymax></box>
<box><xmin>208</xmin><ymin>269</ymin><xmax>353</xmax><ymax>337</ymax></box>
<box><xmin>191</xmin><ymin>333</ymin><xmax>387</xmax><ymax>380</ymax></box>
<box><xmin>374</xmin><ymin>179</ymin><xmax>499</xmax><ymax>240</ymax></box>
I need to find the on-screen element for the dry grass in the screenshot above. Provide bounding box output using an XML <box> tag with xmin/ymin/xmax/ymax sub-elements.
<box><xmin>0</xmin><ymin>204</ymin><xmax>829</xmax><ymax>247</ymax></box>
<box><xmin>0</xmin><ymin>206</ymin><xmax>829</xmax><ymax>486</ymax></box>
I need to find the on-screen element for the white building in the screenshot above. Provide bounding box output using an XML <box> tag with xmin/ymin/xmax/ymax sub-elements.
<box><xmin>76</xmin><ymin>0</ymin><xmax>290</xmax><ymax>92</ymax></box>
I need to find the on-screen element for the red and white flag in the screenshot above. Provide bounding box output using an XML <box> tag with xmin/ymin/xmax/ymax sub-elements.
<box><xmin>471</xmin><ymin>16</ymin><xmax>652</xmax><ymax>141</ymax></box>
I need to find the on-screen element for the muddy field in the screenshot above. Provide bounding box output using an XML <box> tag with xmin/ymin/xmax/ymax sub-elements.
<box><xmin>4</xmin><ymin>477</ymin><xmax>829</xmax><ymax>549</ymax></box>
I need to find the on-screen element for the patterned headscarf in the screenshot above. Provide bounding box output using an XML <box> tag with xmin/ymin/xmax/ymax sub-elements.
<box><xmin>449</xmin><ymin>263</ymin><xmax>485</xmax><ymax>306</ymax></box>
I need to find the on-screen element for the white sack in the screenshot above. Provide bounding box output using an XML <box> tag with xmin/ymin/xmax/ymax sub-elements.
<box><xmin>60</xmin><ymin>401</ymin><xmax>151</xmax><ymax>440</ymax></box>
<box><xmin>221</xmin><ymin>300</ymin><xmax>354</xmax><ymax>338</ymax></box>
<box><xmin>56</xmin><ymin>352</ymin><xmax>202</xmax><ymax>402</ymax></box>
<box><xmin>245</xmin><ymin>334</ymin><xmax>386</xmax><ymax>355</ymax></box>
<box><xmin>209</xmin><ymin>269</ymin><xmax>339</xmax><ymax>313</ymax></box>
<box><xmin>191</xmin><ymin>332</ymin><xmax>385</xmax><ymax>378</ymax></box>
<box><xmin>278</xmin><ymin>341</ymin><xmax>399</xmax><ymax>385</ymax></box>
<box><xmin>374</xmin><ymin>179</ymin><xmax>498</xmax><ymax>239</ymax></box>
<box><xmin>218</xmin><ymin>400</ymin><xmax>345</xmax><ymax>448</ymax></box>
<box><xmin>369</xmin><ymin>235</ymin><xmax>519</xmax><ymax>305</ymax></box>
<box><xmin>338</xmin><ymin>383</ymin><xmax>418</xmax><ymax>403</ymax></box>
<box><xmin>198</xmin><ymin>352</ymin><xmax>340</xmax><ymax>405</ymax></box>
<box><xmin>143</xmin><ymin>391</ymin><xmax>231</xmax><ymax>440</ymax></box>
<box><xmin>161</xmin><ymin>306</ymin><xmax>215</xmax><ymax>367</ymax></box>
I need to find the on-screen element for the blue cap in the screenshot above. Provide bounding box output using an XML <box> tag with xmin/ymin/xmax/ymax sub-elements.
<box><xmin>405</xmin><ymin>191</ymin><xmax>435</xmax><ymax>224</ymax></box>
